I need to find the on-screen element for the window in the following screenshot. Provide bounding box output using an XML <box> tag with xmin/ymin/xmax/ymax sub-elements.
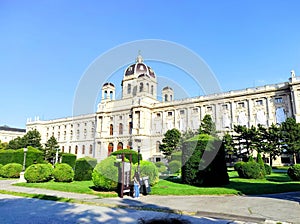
<box><xmin>139</xmin><ymin>82</ymin><xmax>144</xmax><ymax>92</ymax></box>
<box><xmin>238</xmin><ymin>102</ymin><xmax>245</xmax><ymax>108</ymax></box>
<box><xmin>110</xmin><ymin>124</ymin><xmax>113</xmax><ymax>136</ymax></box>
<box><xmin>180</xmin><ymin>110</ymin><xmax>185</xmax><ymax>115</ymax></box>
<box><xmin>68</xmin><ymin>146</ymin><xmax>71</xmax><ymax>153</ymax></box>
<box><xmin>117</xmin><ymin>142</ymin><xmax>123</xmax><ymax>150</ymax></box>
<box><xmin>64</xmin><ymin>131</ymin><xmax>66</xmax><ymax>140</ymax></box>
<box><xmin>108</xmin><ymin>143</ymin><xmax>114</xmax><ymax>155</ymax></box>
<box><xmin>275</xmin><ymin>97</ymin><xmax>283</xmax><ymax>103</ymax></box>
<box><xmin>193</xmin><ymin>108</ymin><xmax>198</xmax><ymax>113</ymax></box>
<box><xmin>82</xmin><ymin>145</ymin><xmax>85</xmax><ymax>154</ymax></box>
<box><xmin>156</xmin><ymin>113</ymin><xmax>161</xmax><ymax>117</ymax></box>
<box><xmin>76</xmin><ymin>130</ymin><xmax>80</xmax><ymax>139</ymax></box>
<box><xmin>119</xmin><ymin>115</ymin><xmax>122</xmax><ymax>120</ymax></box>
<box><xmin>62</xmin><ymin>146</ymin><xmax>64</xmax><ymax>153</ymax></box>
<box><xmin>70</xmin><ymin>130</ymin><xmax>73</xmax><ymax>140</ymax></box>
<box><xmin>164</xmin><ymin>94</ymin><xmax>168</xmax><ymax>102</ymax></box>
<box><xmin>127</xmin><ymin>84</ymin><xmax>131</xmax><ymax>94</ymax></box>
<box><xmin>151</xmin><ymin>85</ymin><xmax>154</xmax><ymax>95</ymax></box>
<box><xmin>75</xmin><ymin>145</ymin><xmax>78</xmax><ymax>154</ymax></box>
<box><xmin>146</xmin><ymin>83</ymin><xmax>149</xmax><ymax>92</ymax></box>
<box><xmin>207</xmin><ymin>106</ymin><xmax>212</xmax><ymax>112</ymax></box>
<box><xmin>89</xmin><ymin>145</ymin><xmax>93</xmax><ymax>154</ymax></box>
<box><xmin>256</xmin><ymin>100</ymin><xmax>263</xmax><ymax>106</ymax></box>
<box><xmin>168</xmin><ymin>111</ymin><xmax>173</xmax><ymax>116</ymax></box>
<box><xmin>222</xmin><ymin>104</ymin><xmax>228</xmax><ymax>110</ymax></box>
<box><xmin>119</xmin><ymin>123</ymin><xmax>123</xmax><ymax>135</ymax></box>
<box><xmin>170</xmin><ymin>95</ymin><xmax>173</xmax><ymax>101</ymax></box>
<box><xmin>129</xmin><ymin>122</ymin><xmax>133</xmax><ymax>134</ymax></box>
<box><xmin>84</xmin><ymin>129</ymin><xmax>87</xmax><ymax>139</ymax></box>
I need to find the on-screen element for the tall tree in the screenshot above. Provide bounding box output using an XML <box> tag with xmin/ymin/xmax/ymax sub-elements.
<box><xmin>43</xmin><ymin>136</ymin><xmax>60</xmax><ymax>164</ymax></box>
<box><xmin>159</xmin><ymin>128</ymin><xmax>181</xmax><ymax>159</ymax></box>
<box><xmin>257</xmin><ymin>124</ymin><xmax>282</xmax><ymax>166</ymax></box>
<box><xmin>0</xmin><ymin>140</ymin><xmax>7</xmax><ymax>150</ymax></box>
<box><xmin>24</xmin><ymin>129</ymin><xmax>42</xmax><ymax>149</ymax></box>
<box><xmin>223</xmin><ymin>132</ymin><xmax>235</xmax><ymax>164</ymax></box>
<box><xmin>199</xmin><ymin>114</ymin><xmax>217</xmax><ymax>136</ymax></box>
<box><xmin>281</xmin><ymin>118</ymin><xmax>300</xmax><ymax>164</ymax></box>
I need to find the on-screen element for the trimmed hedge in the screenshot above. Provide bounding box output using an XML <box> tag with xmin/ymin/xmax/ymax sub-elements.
<box><xmin>237</xmin><ymin>161</ymin><xmax>265</xmax><ymax>179</ymax></box>
<box><xmin>0</xmin><ymin>163</ymin><xmax>23</xmax><ymax>178</ymax></box>
<box><xmin>53</xmin><ymin>163</ymin><xmax>74</xmax><ymax>182</ymax></box>
<box><xmin>287</xmin><ymin>164</ymin><xmax>300</xmax><ymax>181</ymax></box>
<box><xmin>110</xmin><ymin>149</ymin><xmax>142</xmax><ymax>164</ymax></box>
<box><xmin>24</xmin><ymin>163</ymin><xmax>53</xmax><ymax>183</ymax></box>
<box><xmin>61</xmin><ymin>153</ymin><xmax>77</xmax><ymax>169</ymax></box>
<box><xmin>92</xmin><ymin>156</ymin><xmax>118</xmax><ymax>190</ymax></box>
<box><xmin>74</xmin><ymin>157</ymin><xmax>97</xmax><ymax>181</ymax></box>
<box><xmin>0</xmin><ymin>147</ymin><xmax>44</xmax><ymax>168</ymax></box>
<box><xmin>133</xmin><ymin>161</ymin><xmax>159</xmax><ymax>186</ymax></box>
<box><xmin>168</xmin><ymin>160</ymin><xmax>181</xmax><ymax>174</ymax></box>
<box><xmin>264</xmin><ymin>164</ymin><xmax>272</xmax><ymax>175</ymax></box>
<box><xmin>182</xmin><ymin>134</ymin><xmax>229</xmax><ymax>186</ymax></box>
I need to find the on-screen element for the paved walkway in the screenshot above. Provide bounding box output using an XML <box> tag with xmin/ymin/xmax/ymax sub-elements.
<box><xmin>0</xmin><ymin>179</ymin><xmax>300</xmax><ymax>223</ymax></box>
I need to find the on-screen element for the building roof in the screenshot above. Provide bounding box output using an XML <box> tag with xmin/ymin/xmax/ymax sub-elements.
<box><xmin>0</xmin><ymin>125</ymin><xmax>26</xmax><ymax>133</ymax></box>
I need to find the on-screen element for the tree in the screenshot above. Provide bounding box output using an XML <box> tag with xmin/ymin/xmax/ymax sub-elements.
<box><xmin>159</xmin><ymin>128</ymin><xmax>181</xmax><ymax>158</ymax></box>
<box><xmin>6</xmin><ymin>129</ymin><xmax>42</xmax><ymax>150</ymax></box>
<box><xmin>257</xmin><ymin>124</ymin><xmax>282</xmax><ymax>166</ymax></box>
<box><xmin>0</xmin><ymin>140</ymin><xmax>7</xmax><ymax>150</ymax></box>
<box><xmin>223</xmin><ymin>132</ymin><xmax>235</xmax><ymax>164</ymax></box>
<box><xmin>199</xmin><ymin>114</ymin><xmax>217</xmax><ymax>136</ymax></box>
<box><xmin>178</xmin><ymin>129</ymin><xmax>196</xmax><ymax>149</ymax></box>
<box><xmin>43</xmin><ymin>136</ymin><xmax>59</xmax><ymax>164</ymax></box>
<box><xmin>281</xmin><ymin>118</ymin><xmax>300</xmax><ymax>164</ymax></box>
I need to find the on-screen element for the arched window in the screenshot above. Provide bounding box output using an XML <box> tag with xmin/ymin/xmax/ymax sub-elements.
<box><xmin>127</xmin><ymin>84</ymin><xmax>131</xmax><ymax>94</ymax></box>
<box><xmin>108</xmin><ymin>143</ymin><xmax>114</xmax><ymax>155</ymax></box>
<box><xmin>119</xmin><ymin>123</ymin><xmax>123</xmax><ymax>135</ymax></box>
<box><xmin>151</xmin><ymin>85</ymin><xmax>154</xmax><ymax>95</ymax></box>
<box><xmin>68</xmin><ymin>146</ymin><xmax>71</xmax><ymax>153</ymax></box>
<box><xmin>117</xmin><ymin>142</ymin><xmax>123</xmax><ymax>150</ymax></box>
<box><xmin>129</xmin><ymin>122</ymin><xmax>133</xmax><ymax>134</ymax></box>
<box><xmin>110</xmin><ymin>124</ymin><xmax>113</xmax><ymax>136</ymax></box>
<box><xmin>89</xmin><ymin>144</ymin><xmax>93</xmax><ymax>154</ymax></box>
<box><xmin>62</xmin><ymin>146</ymin><xmax>65</xmax><ymax>153</ymax></box>
<box><xmin>75</xmin><ymin>145</ymin><xmax>78</xmax><ymax>154</ymax></box>
<box><xmin>146</xmin><ymin>83</ymin><xmax>149</xmax><ymax>92</ymax></box>
<box><xmin>165</xmin><ymin>94</ymin><xmax>168</xmax><ymax>102</ymax></box>
<box><xmin>104</xmin><ymin>90</ymin><xmax>107</xmax><ymax>98</ymax></box>
<box><xmin>82</xmin><ymin>145</ymin><xmax>85</xmax><ymax>154</ymax></box>
<box><xmin>170</xmin><ymin>95</ymin><xmax>173</xmax><ymax>101</ymax></box>
<box><xmin>139</xmin><ymin>82</ymin><xmax>143</xmax><ymax>92</ymax></box>
<box><xmin>156</xmin><ymin>141</ymin><xmax>161</xmax><ymax>153</ymax></box>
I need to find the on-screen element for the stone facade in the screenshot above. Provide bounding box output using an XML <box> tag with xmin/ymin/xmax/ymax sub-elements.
<box><xmin>26</xmin><ymin>56</ymin><xmax>300</xmax><ymax>164</ymax></box>
<box><xmin>0</xmin><ymin>126</ymin><xmax>26</xmax><ymax>143</ymax></box>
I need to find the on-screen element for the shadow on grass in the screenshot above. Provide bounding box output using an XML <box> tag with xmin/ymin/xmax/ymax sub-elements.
<box><xmin>32</xmin><ymin>194</ymin><xmax>73</xmax><ymax>202</ymax></box>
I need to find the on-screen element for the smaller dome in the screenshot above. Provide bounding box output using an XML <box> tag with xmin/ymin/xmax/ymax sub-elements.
<box><xmin>103</xmin><ymin>82</ymin><xmax>115</xmax><ymax>87</ymax></box>
<box><xmin>163</xmin><ymin>86</ymin><xmax>173</xmax><ymax>91</ymax></box>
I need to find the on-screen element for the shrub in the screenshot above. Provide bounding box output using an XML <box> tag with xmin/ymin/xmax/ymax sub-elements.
<box><xmin>237</xmin><ymin>161</ymin><xmax>265</xmax><ymax>179</ymax></box>
<box><xmin>61</xmin><ymin>153</ymin><xmax>77</xmax><ymax>169</ymax></box>
<box><xmin>182</xmin><ymin>134</ymin><xmax>229</xmax><ymax>186</ymax></box>
<box><xmin>248</xmin><ymin>156</ymin><xmax>254</xmax><ymax>162</ymax></box>
<box><xmin>133</xmin><ymin>161</ymin><xmax>159</xmax><ymax>186</ymax></box>
<box><xmin>168</xmin><ymin>160</ymin><xmax>181</xmax><ymax>174</ymax></box>
<box><xmin>257</xmin><ymin>153</ymin><xmax>266</xmax><ymax>176</ymax></box>
<box><xmin>234</xmin><ymin>161</ymin><xmax>244</xmax><ymax>171</ymax></box>
<box><xmin>53</xmin><ymin>163</ymin><xmax>74</xmax><ymax>182</ymax></box>
<box><xmin>287</xmin><ymin>164</ymin><xmax>300</xmax><ymax>181</ymax></box>
<box><xmin>74</xmin><ymin>157</ymin><xmax>97</xmax><ymax>181</ymax></box>
<box><xmin>264</xmin><ymin>163</ymin><xmax>272</xmax><ymax>175</ymax></box>
<box><xmin>0</xmin><ymin>147</ymin><xmax>44</xmax><ymax>167</ymax></box>
<box><xmin>24</xmin><ymin>163</ymin><xmax>53</xmax><ymax>183</ymax></box>
<box><xmin>170</xmin><ymin>151</ymin><xmax>182</xmax><ymax>162</ymax></box>
<box><xmin>110</xmin><ymin>149</ymin><xmax>142</xmax><ymax>164</ymax></box>
<box><xmin>0</xmin><ymin>163</ymin><xmax>23</xmax><ymax>178</ymax></box>
<box><xmin>92</xmin><ymin>156</ymin><xmax>118</xmax><ymax>190</ymax></box>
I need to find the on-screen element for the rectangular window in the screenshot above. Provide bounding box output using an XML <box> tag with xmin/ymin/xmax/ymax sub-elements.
<box><xmin>193</xmin><ymin>108</ymin><xmax>198</xmax><ymax>113</ymax></box>
<box><xmin>207</xmin><ymin>106</ymin><xmax>212</xmax><ymax>111</ymax></box>
<box><xmin>168</xmin><ymin>111</ymin><xmax>173</xmax><ymax>116</ymax></box>
<box><xmin>275</xmin><ymin>97</ymin><xmax>283</xmax><ymax>103</ymax></box>
<box><xmin>238</xmin><ymin>102</ymin><xmax>245</xmax><ymax>108</ymax></box>
<box><xmin>180</xmin><ymin>110</ymin><xmax>185</xmax><ymax>115</ymax></box>
<box><xmin>222</xmin><ymin>104</ymin><xmax>228</xmax><ymax>110</ymax></box>
<box><xmin>256</xmin><ymin>100</ymin><xmax>263</xmax><ymax>106</ymax></box>
<box><xmin>156</xmin><ymin>113</ymin><xmax>161</xmax><ymax>117</ymax></box>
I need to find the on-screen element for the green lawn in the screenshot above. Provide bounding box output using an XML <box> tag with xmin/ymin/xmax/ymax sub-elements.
<box><xmin>13</xmin><ymin>170</ymin><xmax>300</xmax><ymax>196</ymax></box>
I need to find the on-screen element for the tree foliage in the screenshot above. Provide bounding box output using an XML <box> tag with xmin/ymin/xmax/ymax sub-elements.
<box><xmin>7</xmin><ymin>129</ymin><xmax>42</xmax><ymax>150</ymax></box>
<box><xmin>43</xmin><ymin>136</ymin><xmax>59</xmax><ymax>164</ymax></box>
<box><xmin>199</xmin><ymin>114</ymin><xmax>217</xmax><ymax>136</ymax></box>
<box><xmin>159</xmin><ymin>128</ymin><xmax>181</xmax><ymax>158</ymax></box>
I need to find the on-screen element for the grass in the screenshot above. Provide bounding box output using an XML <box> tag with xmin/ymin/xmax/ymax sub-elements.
<box><xmin>8</xmin><ymin>170</ymin><xmax>300</xmax><ymax>197</ymax></box>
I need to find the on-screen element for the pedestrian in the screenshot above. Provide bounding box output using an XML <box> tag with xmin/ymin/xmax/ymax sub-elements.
<box><xmin>133</xmin><ymin>172</ymin><xmax>140</xmax><ymax>199</ymax></box>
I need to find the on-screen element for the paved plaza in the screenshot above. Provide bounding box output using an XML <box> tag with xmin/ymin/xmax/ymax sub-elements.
<box><xmin>0</xmin><ymin>180</ymin><xmax>299</xmax><ymax>223</ymax></box>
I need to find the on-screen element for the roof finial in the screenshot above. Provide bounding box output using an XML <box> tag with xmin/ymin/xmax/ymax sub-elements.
<box><xmin>136</xmin><ymin>50</ymin><xmax>143</xmax><ymax>63</ymax></box>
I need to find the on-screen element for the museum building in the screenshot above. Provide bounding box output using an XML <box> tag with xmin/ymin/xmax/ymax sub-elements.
<box><xmin>26</xmin><ymin>55</ymin><xmax>300</xmax><ymax>164</ymax></box>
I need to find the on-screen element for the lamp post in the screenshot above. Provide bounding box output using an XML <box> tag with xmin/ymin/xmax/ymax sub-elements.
<box><xmin>19</xmin><ymin>147</ymin><xmax>28</xmax><ymax>182</ymax></box>
<box><xmin>135</xmin><ymin>139</ymin><xmax>141</xmax><ymax>174</ymax></box>
<box><xmin>22</xmin><ymin>147</ymin><xmax>28</xmax><ymax>171</ymax></box>
<box><xmin>55</xmin><ymin>147</ymin><xmax>60</xmax><ymax>164</ymax></box>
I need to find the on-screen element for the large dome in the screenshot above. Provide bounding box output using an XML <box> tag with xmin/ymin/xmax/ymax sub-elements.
<box><xmin>124</xmin><ymin>54</ymin><xmax>156</xmax><ymax>78</ymax></box>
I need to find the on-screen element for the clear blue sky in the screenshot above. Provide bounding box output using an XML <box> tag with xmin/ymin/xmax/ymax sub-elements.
<box><xmin>1</xmin><ymin>0</ymin><xmax>300</xmax><ymax>128</ymax></box>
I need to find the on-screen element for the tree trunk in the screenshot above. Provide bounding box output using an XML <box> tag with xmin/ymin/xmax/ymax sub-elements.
<box><xmin>293</xmin><ymin>153</ymin><xmax>297</xmax><ymax>165</ymax></box>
